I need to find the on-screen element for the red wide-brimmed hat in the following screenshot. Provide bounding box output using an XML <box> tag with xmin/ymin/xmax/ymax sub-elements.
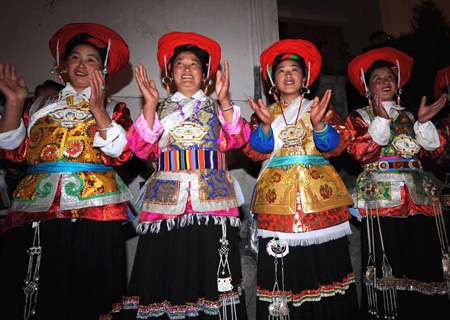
<box><xmin>49</xmin><ymin>23</ymin><xmax>129</xmax><ymax>75</ymax></box>
<box><xmin>434</xmin><ymin>66</ymin><xmax>450</xmax><ymax>99</ymax></box>
<box><xmin>157</xmin><ymin>31</ymin><xmax>221</xmax><ymax>77</ymax></box>
<box><xmin>260</xmin><ymin>39</ymin><xmax>322</xmax><ymax>87</ymax></box>
<box><xmin>348</xmin><ymin>47</ymin><xmax>413</xmax><ymax>96</ymax></box>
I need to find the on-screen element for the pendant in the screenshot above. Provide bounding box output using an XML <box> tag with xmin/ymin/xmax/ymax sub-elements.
<box><xmin>49</xmin><ymin>107</ymin><xmax>92</xmax><ymax>128</ymax></box>
<box><xmin>279</xmin><ymin>124</ymin><xmax>306</xmax><ymax>146</ymax></box>
<box><xmin>391</xmin><ymin>134</ymin><xmax>420</xmax><ymax>159</ymax></box>
<box><xmin>170</xmin><ymin>121</ymin><xmax>207</xmax><ymax>146</ymax></box>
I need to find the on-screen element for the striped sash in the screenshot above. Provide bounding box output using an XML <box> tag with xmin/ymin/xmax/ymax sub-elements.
<box><xmin>156</xmin><ymin>150</ymin><xmax>227</xmax><ymax>171</ymax></box>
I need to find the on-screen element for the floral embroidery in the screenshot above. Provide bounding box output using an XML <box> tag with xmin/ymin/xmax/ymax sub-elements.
<box><xmin>272</xmin><ymin>172</ymin><xmax>281</xmax><ymax>183</ymax></box>
<box><xmin>320</xmin><ymin>183</ymin><xmax>333</xmax><ymax>199</ymax></box>
<box><xmin>310</xmin><ymin>169</ymin><xmax>321</xmax><ymax>180</ymax></box>
<box><xmin>63</xmin><ymin>140</ymin><xmax>85</xmax><ymax>159</ymax></box>
<box><xmin>40</xmin><ymin>143</ymin><xmax>59</xmax><ymax>161</ymax></box>
<box><xmin>266</xmin><ymin>189</ymin><xmax>277</xmax><ymax>203</ymax></box>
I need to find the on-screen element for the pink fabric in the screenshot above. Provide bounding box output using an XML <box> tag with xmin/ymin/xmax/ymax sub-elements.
<box><xmin>140</xmin><ymin>200</ymin><xmax>240</xmax><ymax>222</ymax></box>
<box><xmin>217</xmin><ymin>107</ymin><xmax>251</xmax><ymax>152</ymax></box>
<box><xmin>133</xmin><ymin>111</ymin><xmax>164</xmax><ymax>144</ymax></box>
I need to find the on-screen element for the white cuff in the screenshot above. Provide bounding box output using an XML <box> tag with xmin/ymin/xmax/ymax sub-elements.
<box><xmin>93</xmin><ymin>121</ymin><xmax>128</xmax><ymax>157</ymax></box>
<box><xmin>414</xmin><ymin>120</ymin><xmax>441</xmax><ymax>151</ymax></box>
<box><xmin>0</xmin><ymin>119</ymin><xmax>26</xmax><ymax>150</ymax></box>
<box><xmin>368</xmin><ymin>116</ymin><xmax>391</xmax><ymax>146</ymax></box>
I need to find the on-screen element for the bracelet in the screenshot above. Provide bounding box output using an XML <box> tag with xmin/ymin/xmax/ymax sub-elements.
<box><xmin>313</xmin><ymin>121</ymin><xmax>328</xmax><ymax>133</ymax></box>
<box><xmin>220</xmin><ymin>100</ymin><xmax>235</xmax><ymax>112</ymax></box>
<box><xmin>96</xmin><ymin>121</ymin><xmax>115</xmax><ymax>132</ymax></box>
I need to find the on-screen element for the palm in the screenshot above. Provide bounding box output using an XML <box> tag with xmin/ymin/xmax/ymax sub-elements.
<box><xmin>135</xmin><ymin>64</ymin><xmax>159</xmax><ymax>110</ymax></box>
<box><xmin>417</xmin><ymin>94</ymin><xmax>447</xmax><ymax>123</ymax></box>
<box><xmin>0</xmin><ymin>63</ymin><xmax>28</xmax><ymax>103</ymax></box>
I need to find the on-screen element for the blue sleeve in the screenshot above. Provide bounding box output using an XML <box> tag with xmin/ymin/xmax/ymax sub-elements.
<box><xmin>249</xmin><ymin>124</ymin><xmax>274</xmax><ymax>154</ymax></box>
<box><xmin>313</xmin><ymin>124</ymin><xmax>340</xmax><ymax>152</ymax></box>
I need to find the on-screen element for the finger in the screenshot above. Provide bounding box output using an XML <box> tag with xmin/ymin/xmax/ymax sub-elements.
<box><xmin>216</xmin><ymin>70</ymin><xmax>222</xmax><ymax>83</ymax></box>
<box><xmin>224</xmin><ymin>60</ymin><xmax>230</xmax><ymax>78</ymax></box>
<box><xmin>420</xmin><ymin>96</ymin><xmax>426</xmax><ymax>108</ymax></box>
<box><xmin>18</xmin><ymin>77</ymin><xmax>26</xmax><ymax>89</ymax></box>
<box><xmin>247</xmin><ymin>97</ymin><xmax>257</xmax><ymax>111</ymax></box>
<box><xmin>0</xmin><ymin>64</ymin><xmax>4</xmax><ymax>80</ymax></box>
<box><xmin>5</xmin><ymin>62</ymin><xmax>11</xmax><ymax>81</ymax></box>
<box><xmin>11</xmin><ymin>65</ymin><xmax>17</xmax><ymax>82</ymax></box>
<box><xmin>257</xmin><ymin>99</ymin><xmax>266</xmax><ymax>109</ymax></box>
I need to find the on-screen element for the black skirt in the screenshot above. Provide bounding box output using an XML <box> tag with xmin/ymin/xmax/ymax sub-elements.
<box><xmin>360</xmin><ymin>214</ymin><xmax>450</xmax><ymax>319</ymax></box>
<box><xmin>120</xmin><ymin>216</ymin><xmax>248</xmax><ymax>320</ymax></box>
<box><xmin>256</xmin><ymin>236</ymin><xmax>360</xmax><ymax>320</ymax></box>
<box><xmin>0</xmin><ymin>219</ymin><xmax>126</xmax><ymax>320</ymax></box>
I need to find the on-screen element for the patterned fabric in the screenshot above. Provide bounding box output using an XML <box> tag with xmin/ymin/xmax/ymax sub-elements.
<box><xmin>0</xmin><ymin>93</ymin><xmax>133</xmax><ymax>230</ymax></box>
<box><xmin>122</xmin><ymin>280</ymin><xmax>244</xmax><ymax>318</ymax></box>
<box><xmin>126</xmin><ymin>93</ymin><xmax>251</xmax><ymax>222</ymax></box>
<box><xmin>244</xmin><ymin>101</ymin><xmax>353</xmax><ymax>233</ymax></box>
<box><xmin>435</xmin><ymin>117</ymin><xmax>450</xmax><ymax>169</ymax></box>
<box><xmin>346</xmin><ymin>105</ymin><xmax>445</xmax><ymax>212</ymax></box>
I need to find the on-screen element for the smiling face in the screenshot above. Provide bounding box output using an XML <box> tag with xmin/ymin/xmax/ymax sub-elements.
<box><xmin>368</xmin><ymin>66</ymin><xmax>398</xmax><ymax>101</ymax></box>
<box><xmin>65</xmin><ymin>44</ymin><xmax>103</xmax><ymax>94</ymax></box>
<box><xmin>171</xmin><ymin>51</ymin><xmax>204</xmax><ymax>97</ymax></box>
<box><xmin>274</xmin><ymin>59</ymin><xmax>304</xmax><ymax>103</ymax></box>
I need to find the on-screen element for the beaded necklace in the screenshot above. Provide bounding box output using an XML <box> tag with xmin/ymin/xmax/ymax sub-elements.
<box><xmin>176</xmin><ymin>100</ymin><xmax>202</xmax><ymax>121</ymax></box>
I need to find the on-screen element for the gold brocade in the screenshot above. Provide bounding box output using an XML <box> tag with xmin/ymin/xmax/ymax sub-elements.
<box><xmin>252</xmin><ymin>111</ymin><xmax>353</xmax><ymax>215</ymax></box>
<box><xmin>14</xmin><ymin>99</ymin><xmax>123</xmax><ymax>204</ymax></box>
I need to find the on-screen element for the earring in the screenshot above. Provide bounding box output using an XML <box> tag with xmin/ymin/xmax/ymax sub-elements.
<box><xmin>269</xmin><ymin>84</ymin><xmax>279</xmax><ymax>101</ymax></box>
<box><xmin>203</xmin><ymin>78</ymin><xmax>212</xmax><ymax>94</ymax></box>
<box><xmin>161</xmin><ymin>76</ymin><xmax>173</xmax><ymax>93</ymax></box>
<box><xmin>102</xmin><ymin>67</ymin><xmax>108</xmax><ymax>75</ymax></box>
<box><xmin>396</xmin><ymin>89</ymin><xmax>403</xmax><ymax>105</ymax></box>
<box><xmin>50</xmin><ymin>66</ymin><xmax>66</xmax><ymax>85</ymax></box>
<box><xmin>300</xmin><ymin>85</ymin><xmax>310</xmax><ymax>98</ymax></box>
<box><xmin>365</xmin><ymin>92</ymin><xmax>373</xmax><ymax>106</ymax></box>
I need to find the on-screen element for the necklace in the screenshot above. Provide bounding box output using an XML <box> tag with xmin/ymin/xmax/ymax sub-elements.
<box><xmin>176</xmin><ymin>100</ymin><xmax>202</xmax><ymax>121</ymax></box>
<box><xmin>279</xmin><ymin>94</ymin><xmax>304</xmax><ymax>125</ymax></box>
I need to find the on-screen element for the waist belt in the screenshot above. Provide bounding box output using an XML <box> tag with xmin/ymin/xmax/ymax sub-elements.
<box><xmin>267</xmin><ymin>154</ymin><xmax>330</xmax><ymax>168</ymax></box>
<box><xmin>157</xmin><ymin>150</ymin><xmax>227</xmax><ymax>171</ymax></box>
<box><xmin>362</xmin><ymin>158</ymin><xmax>422</xmax><ymax>173</ymax></box>
<box><xmin>27</xmin><ymin>162</ymin><xmax>113</xmax><ymax>174</ymax></box>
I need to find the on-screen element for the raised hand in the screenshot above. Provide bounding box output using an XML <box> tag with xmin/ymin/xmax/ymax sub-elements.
<box><xmin>135</xmin><ymin>64</ymin><xmax>159</xmax><ymax>114</ymax></box>
<box><xmin>89</xmin><ymin>70</ymin><xmax>107</xmax><ymax>113</ymax></box>
<box><xmin>310</xmin><ymin>89</ymin><xmax>332</xmax><ymax>131</ymax></box>
<box><xmin>248</xmin><ymin>96</ymin><xmax>271</xmax><ymax>135</ymax></box>
<box><xmin>0</xmin><ymin>63</ymin><xmax>28</xmax><ymax>132</ymax></box>
<box><xmin>215</xmin><ymin>60</ymin><xmax>230</xmax><ymax>106</ymax></box>
<box><xmin>0</xmin><ymin>63</ymin><xmax>28</xmax><ymax>109</ymax></box>
<box><xmin>417</xmin><ymin>94</ymin><xmax>448</xmax><ymax>124</ymax></box>
<box><xmin>372</xmin><ymin>88</ymin><xmax>389</xmax><ymax>120</ymax></box>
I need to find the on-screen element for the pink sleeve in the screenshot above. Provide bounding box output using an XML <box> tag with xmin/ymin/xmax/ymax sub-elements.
<box><xmin>217</xmin><ymin>106</ymin><xmax>251</xmax><ymax>152</ymax></box>
<box><xmin>126</xmin><ymin>112</ymin><xmax>163</xmax><ymax>161</ymax></box>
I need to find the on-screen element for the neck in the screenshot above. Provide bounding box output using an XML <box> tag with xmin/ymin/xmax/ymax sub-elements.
<box><xmin>177</xmin><ymin>88</ymin><xmax>201</xmax><ymax>98</ymax></box>
<box><xmin>280</xmin><ymin>92</ymin><xmax>301</xmax><ymax>104</ymax></box>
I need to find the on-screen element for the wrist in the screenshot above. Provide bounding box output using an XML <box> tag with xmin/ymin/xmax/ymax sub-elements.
<box><xmin>312</xmin><ymin>120</ymin><xmax>326</xmax><ymax>132</ymax></box>
<box><xmin>220</xmin><ymin>100</ymin><xmax>234</xmax><ymax>111</ymax></box>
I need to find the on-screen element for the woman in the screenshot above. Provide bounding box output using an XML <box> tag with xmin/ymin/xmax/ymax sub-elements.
<box><xmin>242</xmin><ymin>39</ymin><xmax>359</xmax><ymax>320</ymax></box>
<box><xmin>121</xmin><ymin>32</ymin><xmax>250</xmax><ymax>319</ymax></box>
<box><xmin>0</xmin><ymin>23</ymin><xmax>133</xmax><ymax>320</ymax></box>
<box><xmin>346</xmin><ymin>47</ymin><xmax>449</xmax><ymax>319</ymax></box>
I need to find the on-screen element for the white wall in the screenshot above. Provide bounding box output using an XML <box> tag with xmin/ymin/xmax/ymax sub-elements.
<box><xmin>0</xmin><ymin>0</ymin><xmax>279</xmax><ymax>279</ymax></box>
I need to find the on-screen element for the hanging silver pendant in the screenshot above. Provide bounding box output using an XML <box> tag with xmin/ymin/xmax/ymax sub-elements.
<box><xmin>267</xmin><ymin>238</ymin><xmax>290</xmax><ymax>320</ymax></box>
<box><xmin>217</xmin><ymin>221</ymin><xmax>237</xmax><ymax>320</ymax></box>
<box><xmin>23</xmin><ymin>222</ymin><xmax>42</xmax><ymax>320</ymax></box>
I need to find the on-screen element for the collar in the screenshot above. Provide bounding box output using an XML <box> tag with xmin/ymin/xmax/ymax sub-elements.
<box><xmin>382</xmin><ymin>101</ymin><xmax>404</xmax><ymax>111</ymax></box>
<box><xmin>58</xmin><ymin>83</ymin><xmax>91</xmax><ymax>102</ymax></box>
<box><xmin>170</xmin><ymin>90</ymin><xmax>208</xmax><ymax>103</ymax></box>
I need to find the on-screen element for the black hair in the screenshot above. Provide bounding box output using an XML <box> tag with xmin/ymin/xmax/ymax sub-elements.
<box><xmin>272</xmin><ymin>53</ymin><xmax>307</xmax><ymax>77</ymax></box>
<box><xmin>369</xmin><ymin>31</ymin><xmax>387</xmax><ymax>43</ymax></box>
<box><xmin>364</xmin><ymin>60</ymin><xmax>397</xmax><ymax>82</ymax></box>
<box><xmin>63</xmin><ymin>33</ymin><xmax>107</xmax><ymax>65</ymax></box>
<box><xmin>34</xmin><ymin>80</ymin><xmax>65</xmax><ymax>97</ymax></box>
<box><xmin>168</xmin><ymin>44</ymin><xmax>209</xmax><ymax>76</ymax></box>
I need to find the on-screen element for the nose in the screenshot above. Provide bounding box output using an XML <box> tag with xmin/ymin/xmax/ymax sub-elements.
<box><xmin>285</xmin><ymin>70</ymin><xmax>292</xmax><ymax>77</ymax></box>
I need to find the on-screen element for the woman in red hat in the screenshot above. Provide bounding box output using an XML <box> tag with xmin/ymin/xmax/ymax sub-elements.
<box><xmin>242</xmin><ymin>39</ymin><xmax>359</xmax><ymax>320</ymax></box>
<box><xmin>0</xmin><ymin>23</ymin><xmax>133</xmax><ymax>319</ymax></box>
<box><xmin>346</xmin><ymin>47</ymin><xmax>449</xmax><ymax>319</ymax></box>
<box><xmin>121</xmin><ymin>32</ymin><xmax>250</xmax><ymax>319</ymax></box>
